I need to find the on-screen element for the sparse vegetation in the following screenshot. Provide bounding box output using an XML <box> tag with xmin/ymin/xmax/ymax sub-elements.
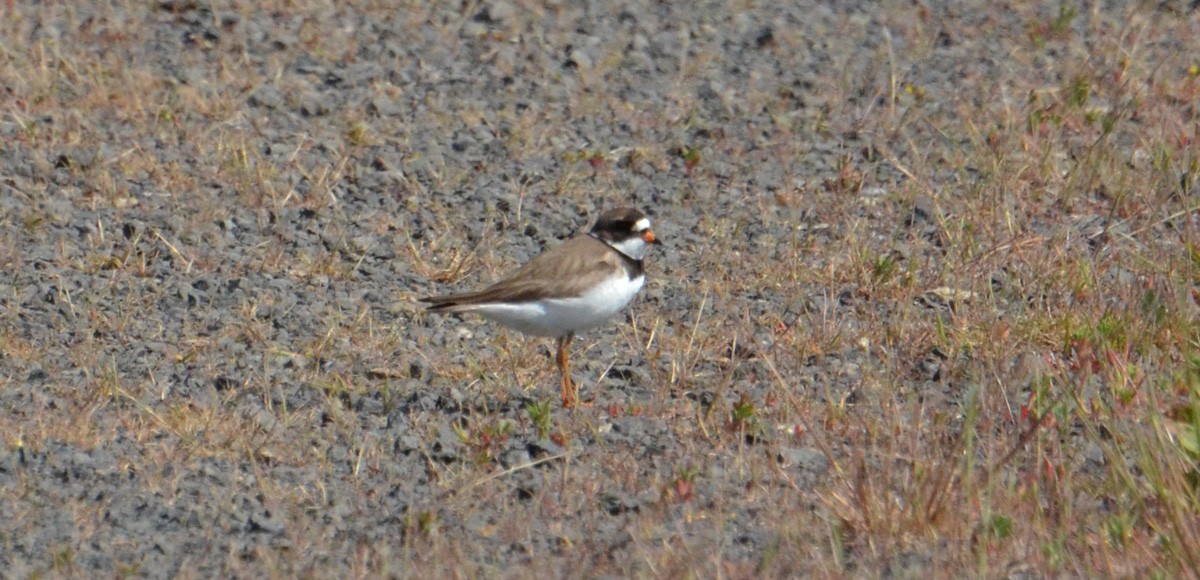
<box><xmin>0</xmin><ymin>0</ymin><xmax>1198</xmax><ymax>577</ymax></box>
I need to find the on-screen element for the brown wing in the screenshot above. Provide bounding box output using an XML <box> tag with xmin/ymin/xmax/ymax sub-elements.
<box><xmin>423</xmin><ymin>236</ymin><xmax>623</xmax><ymax>312</ymax></box>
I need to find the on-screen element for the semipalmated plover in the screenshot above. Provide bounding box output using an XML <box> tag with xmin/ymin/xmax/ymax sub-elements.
<box><xmin>422</xmin><ymin>207</ymin><xmax>660</xmax><ymax>407</ymax></box>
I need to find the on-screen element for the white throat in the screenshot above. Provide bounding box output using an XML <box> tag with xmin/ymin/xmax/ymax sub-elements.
<box><xmin>608</xmin><ymin>236</ymin><xmax>649</xmax><ymax>260</ymax></box>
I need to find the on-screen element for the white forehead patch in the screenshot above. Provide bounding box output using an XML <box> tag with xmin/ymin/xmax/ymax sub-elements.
<box><xmin>633</xmin><ymin>217</ymin><xmax>651</xmax><ymax>231</ymax></box>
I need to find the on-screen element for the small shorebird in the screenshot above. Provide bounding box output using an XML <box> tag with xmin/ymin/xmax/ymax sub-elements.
<box><xmin>422</xmin><ymin>208</ymin><xmax>660</xmax><ymax>407</ymax></box>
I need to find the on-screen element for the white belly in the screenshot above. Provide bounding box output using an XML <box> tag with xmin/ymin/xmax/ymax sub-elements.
<box><xmin>472</xmin><ymin>274</ymin><xmax>645</xmax><ymax>337</ymax></box>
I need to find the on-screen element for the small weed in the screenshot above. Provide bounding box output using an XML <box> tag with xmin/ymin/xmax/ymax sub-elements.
<box><xmin>22</xmin><ymin>214</ymin><xmax>44</xmax><ymax>234</ymax></box>
<box><xmin>407</xmin><ymin>510</ymin><xmax>438</xmax><ymax>538</ymax></box>
<box><xmin>525</xmin><ymin>400</ymin><xmax>553</xmax><ymax>440</ymax></box>
<box><xmin>1067</xmin><ymin>75</ymin><xmax>1090</xmax><ymax>108</ymax></box>
<box><xmin>666</xmin><ymin>466</ymin><xmax>699</xmax><ymax>503</ymax></box>
<box><xmin>621</xmin><ymin>147</ymin><xmax>646</xmax><ymax>170</ymax></box>
<box><xmin>563</xmin><ymin>148</ymin><xmax>607</xmax><ymax>170</ymax></box>
<box><xmin>727</xmin><ymin>394</ymin><xmax>765</xmax><ymax>442</ymax></box>
<box><xmin>1094</xmin><ymin>311</ymin><xmax>1128</xmax><ymax>352</ymax></box>
<box><xmin>479</xmin><ymin>421</ymin><xmax>513</xmax><ymax>444</ymax></box>
<box><xmin>51</xmin><ymin>545</ymin><xmax>75</xmax><ymax>571</ymax></box>
<box><xmin>1050</xmin><ymin>4</ymin><xmax>1078</xmax><ymax>37</ymax></box>
<box><xmin>871</xmin><ymin>253</ymin><xmax>899</xmax><ymax>285</ymax></box>
<box><xmin>346</xmin><ymin>121</ymin><xmax>371</xmax><ymax>145</ymax></box>
<box><xmin>116</xmin><ymin>563</ymin><xmax>143</xmax><ymax>579</ymax></box>
<box><xmin>1104</xmin><ymin>514</ymin><xmax>1133</xmax><ymax>548</ymax></box>
<box><xmin>904</xmin><ymin>83</ymin><xmax>926</xmax><ymax>101</ymax></box>
<box><xmin>987</xmin><ymin>513</ymin><xmax>1014</xmax><ymax>539</ymax></box>
<box><xmin>679</xmin><ymin>146</ymin><xmax>702</xmax><ymax>175</ymax></box>
<box><xmin>1028</xmin><ymin>3</ymin><xmax>1077</xmax><ymax>46</ymax></box>
<box><xmin>586</xmin><ymin>149</ymin><xmax>605</xmax><ymax>170</ymax></box>
<box><xmin>1043</xmin><ymin>538</ymin><xmax>1068</xmax><ymax>571</ymax></box>
<box><xmin>451</xmin><ymin>421</ymin><xmax>469</xmax><ymax>444</ymax></box>
<box><xmin>825</xmin><ymin>158</ymin><xmax>863</xmax><ymax>193</ymax></box>
<box><xmin>457</xmin><ymin>419</ymin><xmax>513</xmax><ymax>464</ymax></box>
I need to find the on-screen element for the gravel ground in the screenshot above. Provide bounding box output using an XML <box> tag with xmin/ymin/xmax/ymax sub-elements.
<box><xmin>2</xmin><ymin>0</ymin><xmax>1196</xmax><ymax>577</ymax></box>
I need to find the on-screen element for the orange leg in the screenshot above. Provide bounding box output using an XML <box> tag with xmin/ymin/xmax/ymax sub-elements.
<box><xmin>556</xmin><ymin>334</ymin><xmax>575</xmax><ymax>408</ymax></box>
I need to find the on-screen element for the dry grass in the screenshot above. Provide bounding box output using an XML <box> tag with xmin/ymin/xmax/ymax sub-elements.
<box><xmin>2</xmin><ymin>0</ymin><xmax>1200</xmax><ymax>577</ymax></box>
